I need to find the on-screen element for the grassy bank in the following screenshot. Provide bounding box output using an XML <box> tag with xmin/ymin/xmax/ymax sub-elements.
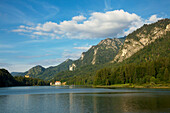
<box><xmin>93</xmin><ymin>83</ymin><xmax>170</xmax><ymax>89</ymax></box>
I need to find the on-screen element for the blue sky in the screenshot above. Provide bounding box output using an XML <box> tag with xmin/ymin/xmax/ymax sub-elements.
<box><xmin>0</xmin><ymin>0</ymin><xmax>169</xmax><ymax>72</ymax></box>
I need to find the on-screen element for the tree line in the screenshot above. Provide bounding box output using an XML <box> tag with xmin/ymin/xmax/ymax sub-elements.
<box><xmin>93</xmin><ymin>57</ymin><xmax>170</xmax><ymax>85</ymax></box>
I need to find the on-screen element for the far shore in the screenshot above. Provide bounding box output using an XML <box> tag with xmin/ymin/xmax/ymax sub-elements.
<box><xmin>92</xmin><ymin>84</ymin><xmax>170</xmax><ymax>89</ymax></box>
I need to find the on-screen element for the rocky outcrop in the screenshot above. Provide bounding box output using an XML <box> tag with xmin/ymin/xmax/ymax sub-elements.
<box><xmin>69</xmin><ymin>63</ymin><xmax>76</xmax><ymax>71</ymax></box>
<box><xmin>80</xmin><ymin>53</ymin><xmax>85</xmax><ymax>60</ymax></box>
<box><xmin>91</xmin><ymin>48</ymin><xmax>98</xmax><ymax>65</ymax></box>
<box><xmin>114</xmin><ymin>19</ymin><xmax>170</xmax><ymax>62</ymax></box>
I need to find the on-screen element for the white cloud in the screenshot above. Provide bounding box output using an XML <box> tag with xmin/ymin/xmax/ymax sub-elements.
<box><xmin>74</xmin><ymin>46</ymin><xmax>91</xmax><ymax>50</ymax></box>
<box><xmin>62</xmin><ymin>51</ymin><xmax>81</xmax><ymax>60</ymax></box>
<box><xmin>72</xmin><ymin>15</ymin><xmax>86</xmax><ymax>22</ymax></box>
<box><xmin>123</xmin><ymin>14</ymin><xmax>162</xmax><ymax>36</ymax></box>
<box><xmin>12</xmin><ymin>9</ymin><xmax>162</xmax><ymax>39</ymax></box>
<box><xmin>19</xmin><ymin>25</ymin><xmax>25</xmax><ymax>28</ymax></box>
<box><xmin>12</xmin><ymin>29</ymin><xmax>31</xmax><ymax>32</ymax></box>
<box><xmin>33</xmin><ymin>31</ymin><xmax>49</xmax><ymax>36</ymax></box>
<box><xmin>147</xmin><ymin>15</ymin><xmax>162</xmax><ymax>23</ymax></box>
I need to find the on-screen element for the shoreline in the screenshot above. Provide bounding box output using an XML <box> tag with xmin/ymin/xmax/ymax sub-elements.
<box><xmin>92</xmin><ymin>84</ymin><xmax>170</xmax><ymax>89</ymax></box>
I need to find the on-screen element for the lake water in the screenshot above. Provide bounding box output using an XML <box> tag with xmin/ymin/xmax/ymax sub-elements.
<box><xmin>0</xmin><ymin>86</ymin><xmax>170</xmax><ymax>113</ymax></box>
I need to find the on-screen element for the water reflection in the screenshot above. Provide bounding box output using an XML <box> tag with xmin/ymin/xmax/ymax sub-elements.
<box><xmin>0</xmin><ymin>87</ymin><xmax>170</xmax><ymax>113</ymax></box>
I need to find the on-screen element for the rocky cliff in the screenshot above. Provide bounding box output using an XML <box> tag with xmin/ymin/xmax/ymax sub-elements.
<box><xmin>113</xmin><ymin>19</ymin><xmax>170</xmax><ymax>62</ymax></box>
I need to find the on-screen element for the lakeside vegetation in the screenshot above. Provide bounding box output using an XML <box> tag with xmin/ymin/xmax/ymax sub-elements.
<box><xmin>14</xmin><ymin>76</ymin><xmax>50</xmax><ymax>86</ymax></box>
<box><xmin>64</xmin><ymin>57</ymin><xmax>170</xmax><ymax>88</ymax></box>
<box><xmin>93</xmin><ymin>83</ymin><xmax>170</xmax><ymax>89</ymax></box>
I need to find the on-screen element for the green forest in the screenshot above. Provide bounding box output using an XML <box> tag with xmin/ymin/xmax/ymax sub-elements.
<box><xmin>54</xmin><ymin>33</ymin><xmax>170</xmax><ymax>86</ymax></box>
<box><xmin>93</xmin><ymin>57</ymin><xmax>170</xmax><ymax>86</ymax></box>
<box><xmin>0</xmin><ymin>69</ymin><xmax>49</xmax><ymax>87</ymax></box>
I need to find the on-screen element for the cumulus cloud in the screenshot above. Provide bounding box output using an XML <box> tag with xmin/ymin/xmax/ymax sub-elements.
<box><xmin>123</xmin><ymin>14</ymin><xmax>162</xmax><ymax>36</ymax></box>
<box><xmin>147</xmin><ymin>15</ymin><xmax>162</xmax><ymax>23</ymax></box>
<box><xmin>12</xmin><ymin>9</ymin><xmax>162</xmax><ymax>39</ymax></box>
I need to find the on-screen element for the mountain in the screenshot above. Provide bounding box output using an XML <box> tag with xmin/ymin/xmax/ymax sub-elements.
<box><xmin>13</xmin><ymin>37</ymin><xmax>125</xmax><ymax>80</ymax></box>
<box><xmin>53</xmin><ymin>19</ymin><xmax>170</xmax><ymax>85</ymax></box>
<box><xmin>27</xmin><ymin>65</ymin><xmax>45</xmax><ymax>78</ymax></box>
<box><xmin>11</xmin><ymin>59</ymin><xmax>73</xmax><ymax>80</ymax></box>
<box><xmin>0</xmin><ymin>69</ymin><xmax>17</xmax><ymax>87</ymax></box>
<box><xmin>114</xmin><ymin>19</ymin><xmax>170</xmax><ymax>62</ymax></box>
<box><xmin>69</xmin><ymin>37</ymin><xmax>125</xmax><ymax>71</ymax></box>
<box><xmin>11</xmin><ymin>65</ymin><xmax>45</xmax><ymax>78</ymax></box>
<box><xmin>39</xmin><ymin>59</ymin><xmax>73</xmax><ymax>80</ymax></box>
<box><xmin>10</xmin><ymin>19</ymin><xmax>170</xmax><ymax>83</ymax></box>
<box><xmin>123</xmin><ymin>34</ymin><xmax>170</xmax><ymax>64</ymax></box>
<box><xmin>11</xmin><ymin>72</ymin><xmax>26</xmax><ymax>77</ymax></box>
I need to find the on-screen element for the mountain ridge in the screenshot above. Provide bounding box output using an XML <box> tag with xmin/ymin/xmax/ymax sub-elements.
<box><xmin>69</xmin><ymin>37</ymin><xmax>125</xmax><ymax>71</ymax></box>
<box><xmin>53</xmin><ymin>19</ymin><xmax>170</xmax><ymax>85</ymax></box>
<box><xmin>11</xmin><ymin>19</ymin><xmax>170</xmax><ymax>82</ymax></box>
<box><xmin>11</xmin><ymin>59</ymin><xmax>73</xmax><ymax>80</ymax></box>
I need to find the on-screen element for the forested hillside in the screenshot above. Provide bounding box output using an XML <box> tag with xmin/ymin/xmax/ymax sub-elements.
<box><xmin>69</xmin><ymin>37</ymin><xmax>125</xmax><ymax>71</ymax></box>
<box><xmin>93</xmin><ymin>57</ymin><xmax>170</xmax><ymax>85</ymax></box>
<box><xmin>0</xmin><ymin>69</ymin><xmax>49</xmax><ymax>87</ymax></box>
<box><xmin>53</xmin><ymin>19</ymin><xmax>170</xmax><ymax>86</ymax></box>
<box><xmin>0</xmin><ymin>69</ymin><xmax>17</xmax><ymax>87</ymax></box>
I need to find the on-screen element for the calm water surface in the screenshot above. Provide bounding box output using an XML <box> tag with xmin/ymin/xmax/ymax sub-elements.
<box><xmin>0</xmin><ymin>86</ymin><xmax>170</xmax><ymax>113</ymax></box>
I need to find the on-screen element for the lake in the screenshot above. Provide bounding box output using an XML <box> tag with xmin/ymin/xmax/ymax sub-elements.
<box><xmin>0</xmin><ymin>86</ymin><xmax>170</xmax><ymax>113</ymax></box>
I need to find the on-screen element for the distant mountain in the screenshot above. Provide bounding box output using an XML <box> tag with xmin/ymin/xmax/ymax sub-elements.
<box><xmin>69</xmin><ymin>37</ymin><xmax>125</xmax><ymax>71</ymax></box>
<box><xmin>114</xmin><ymin>19</ymin><xmax>170</xmax><ymax>62</ymax></box>
<box><xmin>11</xmin><ymin>65</ymin><xmax>45</xmax><ymax>78</ymax></box>
<box><xmin>39</xmin><ymin>59</ymin><xmax>73</xmax><ymax>80</ymax></box>
<box><xmin>11</xmin><ymin>59</ymin><xmax>73</xmax><ymax>80</ymax></box>
<box><xmin>11</xmin><ymin>72</ymin><xmax>26</xmax><ymax>77</ymax></box>
<box><xmin>0</xmin><ymin>69</ymin><xmax>17</xmax><ymax>87</ymax></box>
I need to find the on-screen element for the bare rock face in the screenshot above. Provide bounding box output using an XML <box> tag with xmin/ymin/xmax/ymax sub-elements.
<box><xmin>114</xmin><ymin>19</ymin><xmax>170</xmax><ymax>63</ymax></box>
<box><xmin>69</xmin><ymin>63</ymin><xmax>76</xmax><ymax>71</ymax></box>
<box><xmin>80</xmin><ymin>53</ymin><xmax>85</xmax><ymax>60</ymax></box>
<box><xmin>91</xmin><ymin>47</ymin><xmax>98</xmax><ymax>65</ymax></box>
